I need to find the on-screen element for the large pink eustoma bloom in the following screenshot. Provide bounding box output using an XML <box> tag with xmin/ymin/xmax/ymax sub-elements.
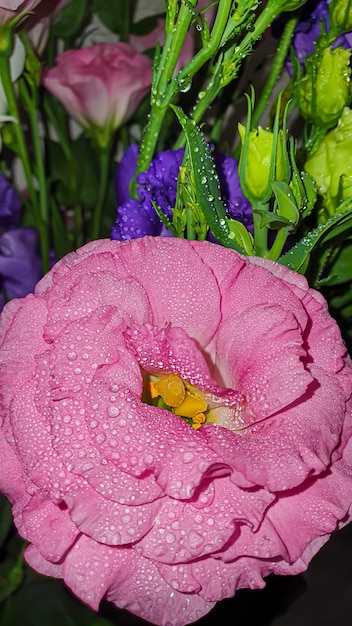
<box><xmin>42</xmin><ymin>43</ymin><xmax>152</xmax><ymax>135</ymax></box>
<box><xmin>1</xmin><ymin>237</ymin><xmax>352</xmax><ymax>626</ymax></box>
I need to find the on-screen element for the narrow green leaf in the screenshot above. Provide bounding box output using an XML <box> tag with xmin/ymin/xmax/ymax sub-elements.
<box><xmin>279</xmin><ymin>207</ymin><xmax>352</xmax><ymax>272</ymax></box>
<box><xmin>51</xmin><ymin>0</ymin><xmax>87</xmax><ymax>38</ymax></box>
<box><xmin>171</xmin><ymin>105</ymin><xmax>246</xmax><ymax>253</ymax></box>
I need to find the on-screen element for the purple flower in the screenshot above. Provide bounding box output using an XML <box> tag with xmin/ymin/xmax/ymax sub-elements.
<box><xmin>0</xmin><ymin>228</ymin><xmax>43</xmax><ymax>310</ymax></box>
<box><xmin>0</xmin><ymin>172</ymin><xmax>21</xmax><ymax>229</ymax></box>
<box><xmin>291</xmin><ymin>0</ymin><xmax>352</xmax><ymax>63</ymax></box>
<box><xmin>0</xmin><ymin>173</ymin><xmax>42</xmax><ymax>310</ymax></box>
<box><xmin>111</xmin><ymin>145</ymin><xmax>253</xmax><ymax>241</ymax></box>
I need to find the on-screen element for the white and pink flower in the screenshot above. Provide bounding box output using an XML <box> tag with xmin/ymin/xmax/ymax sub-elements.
<box><xmin>42</xmin><ymin>43</ymin><xmax>152</xmax><ymax>137</ymax></box>
<box><xmin>1</xmin><ymin>237</ymin><xmax>352</xmax><ymax>626</ymax></box>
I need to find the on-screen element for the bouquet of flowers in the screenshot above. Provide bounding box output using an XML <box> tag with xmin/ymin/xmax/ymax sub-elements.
<box><xmin>1</xmin><ymin>1</ymin><xmax>352</xmax><ymax>625</ymax></box>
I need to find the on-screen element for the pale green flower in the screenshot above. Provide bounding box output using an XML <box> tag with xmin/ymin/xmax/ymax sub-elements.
<box><xmin>304</xmin><ymin>107</ymin><xmax>352</xmax><ymax>214</ymax></box>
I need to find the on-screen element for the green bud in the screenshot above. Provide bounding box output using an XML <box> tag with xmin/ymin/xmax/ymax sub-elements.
<box><xmin>271</xmin><ymin>180</ymin><xmax>300</xmax><ymax>228</ymax></box>
<box><xmin>238</xmin><ymin>123</ymin><xmax>286</xmax><ymax>202</ymax></box>
<box><xmin>329</xmin><ymin>0</ymin><xmax>352</xmax><ymax>34</ymax></box>
<box><xmin>304</xmin><ymin>107</ymin><xmax>352</xmax><ymax>214</ymax></box>
<box><xmin>298</xmin><ymin>46</ymin><xmax>351</xmax><ymax>128</ymax></box>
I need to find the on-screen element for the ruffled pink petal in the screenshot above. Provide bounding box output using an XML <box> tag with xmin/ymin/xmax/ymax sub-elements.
<box><xmin>216</xmin><ymin>303</ymin><xmax>312</xmax><ymax>423</ymax></box>
<box><xmin>63</xmin><ymin>535</ymin><xmax>127</xmax><ymax>610</ymax></box>
<box><xmin>10</xmin><ymin>381</ymin><xmax>82</xmax><ymax>500</ymax></box>
<box><xmin>219</xmin><ymin>258</ymin><xmax>309</xmax><ymax>335</ymax></box>
<box><xmin>24</xmin><ymin>545</ymin><xmax>64</xmax><ymax>579</ymax></box>
<box><xmin>301</xmin><ymin>288</ymin><xmax>350</xmax><ymax>375</ymax></box>
<box><xmin>125</xmin><ymin>323</ymin><xmax>243</xmax><ymax>406</ymax></box>
<box><xmin>245</xmin><ymin>255</ymin><xmax>350</xmax><ymax>378</ymax></box>
<box><xmin>43</xmin><ymin>271</ymin><xmax>152</xmax><ymax>340</ymax></box>
<box><xmin>0</xmin><ymin>295</ymin><xmax>48</xmax><ymax>424</ymax></box>
<box><xmin>0</xmin><ymin>427</ymin><xmax>28</xmax><ymax>503</ymax></box>
<box><xmin>137</xmin><ymin>477</ymin><xmax>274</xmax><ymax>564</ymax></box>
<box><xmin>204</xmin><ymin>366</ymin><xmax>347</xmax><ymax>491</ymax></box>
<box><xmin>36</xmin><ymin>238</ymin><xmax>222</xmax><ymax>348</ymax></box>
<box><xmin>64</xmin><ymin>483</ymin><xmax>163</xmax><ymax>546</ymax></box>
<box><xmin>158</xmin><ymin>554</ymin><xmax>266</xmax><ymax>602</ymax></box>
<box><xmin>21</xmin><ymin>495</ymin><xmax>79</xmax><ymax>561</ymax></box>
<box><xmin>106</xmin><ymin>548</ymin><xmax>215</xmax><ymax>626</ymax></box>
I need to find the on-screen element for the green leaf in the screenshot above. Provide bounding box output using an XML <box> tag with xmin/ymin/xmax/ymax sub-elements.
<box><xmin>129</xmin><ymin>15</ymin><xmax>161</xmax><ymax>36</ymax></box>
<box><xmin>271</xmin><ymin>180</ymin><xmax>299</xmax><ymax>226</ymax></box>
<box><xmin>228</xmin><ymin>219</ymin><xmax>254</xmax><ymax>254</ymax></box>
<box><xmin>0</xmin><ymin>576</ymin><xmax>114</xmax><ymax>626</ymax></box>
<box><xmin>0</xmin><ymin>535</ymin><xmax>25</xmax><ymax>603</ymax></box>
<box><xmin>171</xmin><ymin>105</ymin><xmax>246</xmax><ymax>253</ymax></box>
<box><xmin>91</xmin><ymin>0</ymin><xmax>132</xmax><ymax>36</ymax></box>
<box><xmin>317</xmin><ymin>238</ymin><xmax>352</xmax><ymax>286</ymax></box>
<box><xmin>51</xmin><ymin>0</ymin><xmax>88</xmax><ymax>38</ymax></box>
<box><xmin>0</xmin><ymin>495</ymin><xmax>12</xmax><ymax>550</ymax></box>
<box><xmin>48</xmin><ymin>135</ymin><xmax>99</xmax><ymax>209</ymax></box>
<box><xmin>279</xmin><ymin>207</ymin><xmax>352</xmax><ymax>272</ymax></box>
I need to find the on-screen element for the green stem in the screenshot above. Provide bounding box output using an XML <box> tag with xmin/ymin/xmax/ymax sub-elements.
<box><xmin>253</xmin><ymin>201</ymin><xmax>269</xmax><ymax>256</ymax></box>
<box><xmin>135</xmin><ymin>0</ymin><xmax>232</xmax><ymax>178</ymax></box>
<box><xmin>19</xmin><ymin>81</ymin><xmax>48</xmax><ymax>223</ymax></box>
<box><xmin>90</xmin><ymin>142</ymin><xmax>111</xmax><ymax>241</ymax></box>
<box><xmin>43</xmin><ymin>95</ymin><xmax>72</xmax><ymax>161</ymax></box>
<box><xmin>304</xmin><ymin>124</ymin><xmax>327</xmax><ymax>157</ymax></box>
<box><xmin>265</xmin><ymin>227</ymin><xmax>289</xmax><ymax>260</ymax></box>
<box><xmin>74</xmin><ymin>204</ymin><xmax>84</xmax><ymax>249</ymax></box>
<box><xmin>190</xmin><ymin>0</ymin><xmax>292</xmax><ymax>128</ymax></box>
<box><xmin>0</xmin><ymin>56</ymin><xmax>36</xmax><ymax>205</ymax></box>
<box><xmin>251</xmin><ymin>15</ymin><xmax>298</xmax><ymax>128</ymax></box>
<box><xmin>0</xmin><ymin>55</ymin><xmax>50</xmax><ymax>272</ymax></box>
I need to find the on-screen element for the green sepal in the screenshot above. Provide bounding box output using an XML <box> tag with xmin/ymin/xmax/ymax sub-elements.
<box><xmin>171</xmin><ymin>104</ymin><xmax>246</xmax><ymax>253</ymax></box>
<box><xmin>279</xmin><ymin>205</ymin><xmax>352</xmax><ymax>272</ymax></box>
<box><xmin>151</xmin><ymin>200</ymin><xmax>179</xmax><ymax>237</ymax></box>
<box><xmin>271</xmin><ymin>180</ymin><xmax>300</xmax><ymax>227</ymax></box>
<box><xmin>227</xmin><ymin>219</ymin><xmax>254</xmax><ymax>254</ymax></box>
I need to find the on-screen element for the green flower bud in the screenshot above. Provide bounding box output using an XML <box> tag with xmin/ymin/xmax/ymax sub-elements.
<box><xmin>298</xmin><ymin>46</ymin><xmax>351</xmax><ymax>128</ymax></box>
<box><xmin>238</xmin><ymin>123</ymin><xmax>286</xmax><ymax>202</ymax></box>
<box><xmin>329</xmin><ymin>0</ymin><xmax>352</xmax><ymax>34</ymax></box>
<box><xmin>304</xmin><ymin>107</ymin><xmax>352</xmax><ymax>214</ymax></box>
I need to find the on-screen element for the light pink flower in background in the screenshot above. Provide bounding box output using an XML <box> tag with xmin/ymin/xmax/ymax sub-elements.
<box><xmin>42</xmin><ymin>43</ymin><xmax>152</xmax><ymax>137</ymax></box>
<box><xmin>129</xmin><ymin>18</ymin><xmax>194</xmax><ymax>75</ymax></box>
<box><xmin>1</xmin><ymin>237</ymin><xmax>352</xmax><ymax>626</ymax></box>
<box><xmin>27</xmin><ymin>0</ymin><xmax>71</xmax><ymax>55</ymax></box>
<box><xmin>129</xmin><ymin>2</ymin><xmax>216</xmax><ymax>75</ymax></box>
<box><xmin>0</xmin><ymin>0</ymin><xmax>42</xmax><ymax>23</ymax></box>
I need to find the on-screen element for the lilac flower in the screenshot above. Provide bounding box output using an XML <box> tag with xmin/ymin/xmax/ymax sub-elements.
<box><xmin>0</xmin><ymin>171</ymin><xmax>21</xmax><ymax>229</ymax></box>
<box><xmin>0</xmin><ymin>173</ymin><xmax>42</xmax><ymax>310</ymax></box>
<box><xmin>111</xmin><ymin>145</ymin><xmax>253</xmax><ymax>241</ymax></box>
<box><xmin>291</xmin><ymin>0</ymin><xmax>352</xmax><ymax>63</ymax></box>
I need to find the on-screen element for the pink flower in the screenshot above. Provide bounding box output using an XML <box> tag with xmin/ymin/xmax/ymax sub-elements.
<box><xmin>26</xmin><ymin>0</ymin><xmax>71</xmax><ymax>55</ymax></box>
<box><xmin>1</xmin><ymin>237</ymin><xmax>352</xmax><ymax>626</ymax></box>
<box><xmin>42</xmin><ymin>43</ymin><xmax>152</xmax><ymax>140</ymax></box>
<box><xmin>129</xmin><ymin>18</ymin><xmax>194</xmax><ymax>75</ymax></box>
<box><xmin>0</xmin><ymin>0</ymin><xmax>43</xmax><ymax>24</ymax></box>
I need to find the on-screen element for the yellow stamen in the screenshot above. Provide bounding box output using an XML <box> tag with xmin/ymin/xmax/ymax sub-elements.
<box><xmin>191</xmin><ymin>412</ymin><xmax>206</xmax><ymax>429</ymax></box>
<box><xmin>149</xmin><ymin>380</ymin><xmax>159</xmax><ymax>399</ymax></box>
<box><xmin>174</xmin><ymin>391</ymin><xmax>207</xmax><ymax>418</ymax></box>
<box><xmin>152</xmin><ymin>374</ymin><xmax>185</xmax><ymax>408</ymax></box>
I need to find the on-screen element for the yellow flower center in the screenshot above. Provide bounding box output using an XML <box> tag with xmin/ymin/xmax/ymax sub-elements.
<box><xmin>148</xmin><ymin>373</ymin><xmax>208</xmax><ymax>429</ymax></box>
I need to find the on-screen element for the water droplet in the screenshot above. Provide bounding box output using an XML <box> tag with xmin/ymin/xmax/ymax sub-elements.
<box><xmin>107</xmin><ymin>406</ymin><xmax>120</xmax><ymax>418</ymax></box>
